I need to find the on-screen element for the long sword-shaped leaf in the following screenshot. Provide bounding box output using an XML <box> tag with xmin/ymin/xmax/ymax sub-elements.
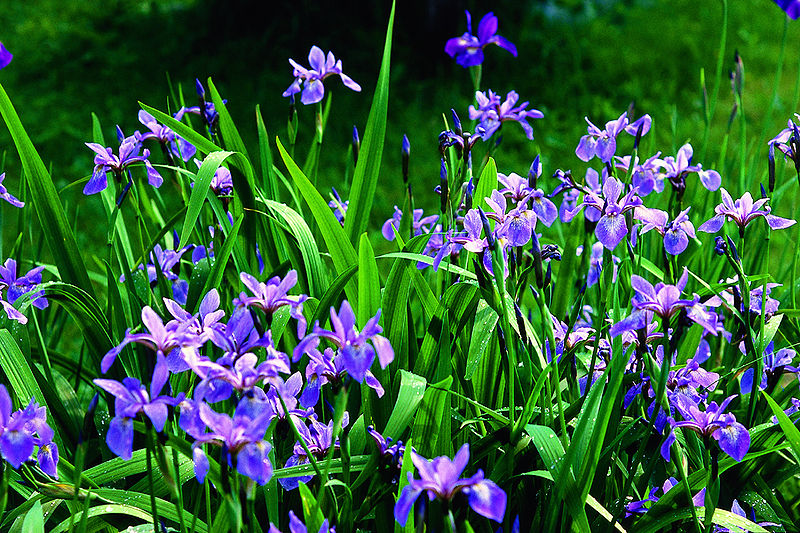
<box><xmin>179</xmin><ymin>150</ymin><xmax>233</xmax><ymax>247</ymax></box>
<box><xmin>343</xmin><ymin>1</ymin><xmax>395</xmax><ymax>243</ymax></box>
<box><xmin>276</xmin><ymin>137</ymin><xmax>358</xmax><ymax>303</ymax></box>
<box><xmin>0</xmin><ymin>83</ymin><xmax>93</xmax><ymax>296</ymax></box>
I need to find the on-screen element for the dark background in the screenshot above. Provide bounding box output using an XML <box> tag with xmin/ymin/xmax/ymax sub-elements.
<box><xmin>0</xmin><ymin>0</ymin><xmax>798</xmax><ymax>253</ymax></box>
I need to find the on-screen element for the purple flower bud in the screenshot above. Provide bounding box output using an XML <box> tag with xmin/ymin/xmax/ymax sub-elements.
<box><xmin>451</xmin><ymin>109</ymin><xmax>463</xmax><ymax>137</ymax></box>
<box><xmin>195</xmin><ymin>78</ymin><xmax>205</xmax><ymax>98</ymax></box>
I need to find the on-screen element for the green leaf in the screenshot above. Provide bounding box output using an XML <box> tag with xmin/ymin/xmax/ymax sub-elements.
<box><xmin>412</xmin><ymin>375</ymin><xmax>453</xmax><ymax>458</ymax></box>
<box><xmin>311</xmin><ymin>265</ymin><xmax>358</xmax><ymax>326</ymax></box>
<box><xmin>358</xmin><ymin>233</ymin><xmax>380</xmax><ymax>327</ymax></box>
<box><xmin>383</xmin><ymin>370</ymin><xmax>427</xmax><ymax>441</ymax></box>
<box><xmin>299</xmin><ymin>482</ymin><xmax>325</xmax><ymax>533</ymax></box>
<box><xmin>0</xmin><ymin>329</ymin><xmax>46</xmax><ymax>410</ymax></box>
<box><xmin>343</xmin><ymin>0</ymin><xmax>395</xmax><ymax>244</ymax></box>
<box><xmin>207</xmin><ymin>79</ymin><xmax>250</xmax><ymax>163</ymax></box>
<box><xmin>0</xmin><ymin>82</ymin><xmax>94</xmax><ymax>296</ymax></box>
<box><xmin>466</xmin><ymin>303</ymin><xmax>499</xmax><ymax>379</ymax></box>
<box><xmin>21</xmin><ymin>500</ymin><xmax>44</xmax><ymax>533</ymax></box>
<box><xmin>259</xmin><ymin>198</ymin><xmax>327</xmax><ymax>297</ymax></box>
<box><xmin>38</xmin><ymin>282</ymin><xmax>113</xmax><ymax>369</ymax></box>
<box><xmin>275</xmin><ymin>137</ymin><xmax>358</xmax><ymax>303</ymax></box>
<box><xmin>763</xmin><ymin>391</ymin><xmax>800</xmax><ymax>463</ymax></box>
<box><xmin>198</xmin><ymin>214</ymin><xmax>243</xmax><ymax>310</ymax></box>
<box><xmin>474</xmin><ymin>157</ymin><xmax>498</xmax><ymax>210</ymax></box>
<box><xmin>179</xmin><ymin>150</ymin><xmax>234</xmax><ymax>248</ymax></box>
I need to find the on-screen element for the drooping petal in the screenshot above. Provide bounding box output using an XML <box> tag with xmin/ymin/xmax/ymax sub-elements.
<box><xmin>765</xmin><ymin>214</ymin><xmax>796</xmax><ymax>230</ymax></box>
<box><xmin>697</xmin><ymin>215</ymin><xmax>725</xmax><ymax>233</ymax></box>
<box><xmin>713</xmin><ymin>421</ymin><xmax>750</xmax><ymax>461</ymax></box>
<box><xmin>394</xmin><ymin>483</ymin><xmax>423</xmax><ymax>527</ymax></box>
<box><xmin>466</xmin><ymin>479</ymin><xmax>507</xmax><ymax>522</ymax></box>
<box><xmin>83</xmin><ymin>167</ymin><xmax>109</xmax><ymax>195</ymax></box>
<box><xmin>595</xmin><ymin>214</ymin><xmax>627</xmax><ymax>250</ymax></box>
<box><xmin>106</xmin><ymin>416</ymin><xmax>134</xmax><ymax>460</ymax></box>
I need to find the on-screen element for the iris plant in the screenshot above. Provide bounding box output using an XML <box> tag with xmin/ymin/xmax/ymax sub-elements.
<box><xmin>283</xmin><ymin>46</ymin><xmax>361</xmax><ymax>105</ymax></box>
<box><xmin>444</xmin><ymin>11</ymin><xmax>517</xmax><ymax>67</ymax></box>
<box><xmin>394</xmin><ymin>444</ymin><xmax>506</xmax><ymax>526</ymax></box>
<box><xmin>698</xmin><ymin>188</ymin><xmax>795</xmax><ymax>234</ymax></box>
<box><xmin>468</xmin><ymin>89</ymin><xmax>543</xmax><ymax>140</ymax></box>
<box><xmin>84</xmin><ymin>131</ymin><xmax>163</xmax><ymax>195</ymax></box>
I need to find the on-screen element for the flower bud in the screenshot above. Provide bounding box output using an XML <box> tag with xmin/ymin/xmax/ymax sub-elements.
<box><xmin>451</xmin><ymin>109</ymin><xmax>463</xmax><ymax>137</ymax></box>
<box><xmin>352</xmin><ymin>126</ymin><xmax>360</xmax><ymax>165</ymax></box>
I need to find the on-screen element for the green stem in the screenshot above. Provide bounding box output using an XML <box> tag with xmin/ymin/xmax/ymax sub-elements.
<box><xmin>146</xmin><ymin>427</ymin><xmax>161</xmax><ymax>533</ymax></box>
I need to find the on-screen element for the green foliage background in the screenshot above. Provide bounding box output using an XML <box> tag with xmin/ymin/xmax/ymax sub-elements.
<box><xmin>0</xmin><ymin>0</ymin><xmax>798</xmax><ymax>253</ymax></box>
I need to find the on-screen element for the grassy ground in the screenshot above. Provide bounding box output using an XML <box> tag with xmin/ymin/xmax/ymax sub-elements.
<box><xmin>0</xmin><ymin>0</ymin><xmax>798</xmax><ymax>258</ymax></box>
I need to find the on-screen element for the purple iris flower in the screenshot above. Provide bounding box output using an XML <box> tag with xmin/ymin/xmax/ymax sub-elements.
<box><xmin>773</xmin><ymin>0</ymin><xmax>800</xmax><ymax>18</ymax></box>
<box><xmin>698</xmin><ymin>188</ymin><xmax>795</xmax><ymax>233</ymax></box>
<box><xmin>94</xmin><ymin>377</ymin><xmax>183</xmax><ymax>460</ymax></box>
<box><xmin>769</xmin><ymin>113</ymin><xmax>800</xmax><ymax>171</ymax></box>
<box><xmin>0</xmin><ymin>386</ymin><xmax>58</xmax><ymax>476</ymax></box>
<box><xmin>0</xmin><ymin>259</ymin><xmax>47</xmax><ymax>310</ymax></box>
<box><xmin>381</xmin><ymin>207</ymin><xmax>439</xmax><ymax>241</ymax></box>
<box><xmin>656</xmin><ymin>143</ymin><xmax>720</xmax><ymax>193</ymax></box>
<box><xmin>567</xmin><ymin>175</ymin><xmax>642</xmax><ymax>250</ymax></box>
<box><xmin>717</xmin><ymin>500</ymin><xmax>780</xmax><ymax>532</ymax></box>
<box><xmin>0</xmin><ymin>173</ymin><xmax>24</xmax><ymax>208</ymax></box>
<box><xmin>122</xmin><ymin>244</ymin><xmax>191</xmax><ymax>305</ymax></box>
<box><xmin>740</xmin><ymin>342</ymin><xmax>797</xmax><ymax>394</ymax></box>
<box><xmin>263</xmin><ymin>373</ymin><xmax>315</xmax><ymax>422</ymax></box>
<box><xmin>268</xmin><ymin>511</ymin><xmax>334</xmax><ymax>533</ymax></box>
<box><xmin>136</xmin><ymin>110</ymin><xmax>196</xmax><ymax>163</ymax></box>
<box><xmin>615</xmin><ymin>152</ymin><xmax>664</xmax><ymax>196</ymax></box>
<box><xmin>0</xmin><ymin>43</ymin><xmax>12</xmax><ymax>70</ymax></box>
<box><xmin>661</xmin><ymin>394</ymin><xmax>750</xmax><ymax>462</ymax></box>
<box><xmin>191</xmin><ymin>158</ymin><xmax>233</xmax><ymax>196</ymax></box>
<box><xmin>101</xmin><ymin>305</ymin><xmax>199</xmax><ymax>376</ymax></box>
<box><xmin>83</xmin><ymin>133</ymin><xmax>163</xmax><ymax>195</ymax></box>
<box><xmin>294</xmin><ymin>301</ymin><xmax>393</xmax><ymax>383</ymax></box>
<box><xmin>188</xmin><ymin>308</ymin><xmax>287</xmax><ymax>402</ymax></box>
<box><xmin>444</xmin><ymin>11</ymin><xmax>517</xmax><ymax>67</ymax></box>
<box><xmin>190</xmin><ymin>399</ymin><xmax>274</xmax><ymax>485</ymax></box>
<box><xmin>329</xmin><ymin>188</ymin><xmax>348</xmax><ymax>226</ymax></box>
<box><xmin>468</xmin><ymin>90</ymin><xmax>543</xmax><ymax>140</ymax></box>
<box><xmin>367</xmin><ymin>425</ymin><xmax>405</xmax><ymax>472</ymax></box>
<box><xmin>280</xmin><ymin>415</ymin><xmax>348</xmax><ymax>491</ymax></box>
<box><xmin>163</xmin><ymin>289</ymin><xmax>226</xmax><ymax>344</ymax></box>
<box><xmin>581</xmin><ymin>241</ymin><xmax>619</xmax><ymax>288</ymax></box>
<box><xmin>634</xmin><ymin>206</ymin><xmax>696</xmax><ymax>255</ymax></box>
<box><xmin>498</xmin><ymin>171</ymin><xmax>534</xmax><ymax>203</ymax></box>
<box><xmin>300</xmin><ymin>344</ymin><xmax>385</xmax><ymax>407</ymax></box>
<box><xmin>625</xmin><ymin>477</ymin><xmax>705</xmax><ymax>517</ymax></box>
<box><xmin>706</xmin><ymin>277</ymin><xmax>782</xmax><ymax>318</ymax></box>
<box><xmin>575</xmin><ymin>112</ymin><xmax>651</xmax><ymax>163</ymax></box>
<box><xmin>283</xmin><ymin>46</ymin><xmax>361</xmax><ymax>105</ymax></box>
<box><xmin>394</xmin><ymin>444</ymin><xmax>506</xmax><ymax>526</ymax></box>
<box><xmin>234</xmin><ymin>270</ymin><xmax>308</xmax><ymax>338</ymax></box>
<box><xmin>630</xmin><ymin>268</ymin><xmax>695</xmax><ymax>319</ymax></box>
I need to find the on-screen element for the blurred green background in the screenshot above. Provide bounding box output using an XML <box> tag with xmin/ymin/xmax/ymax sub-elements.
<box><xmin>0</xmin><ymin>0</ymin><xmax>798</xmax><ymax>256</ymax></box>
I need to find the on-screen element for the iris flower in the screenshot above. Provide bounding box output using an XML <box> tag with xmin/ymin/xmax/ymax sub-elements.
<box><xmin>444</xmin><ymin>11</ymin><xmax>517</xmax><ymax>67</ymax></box>
<box><xmin>698</xmin><ymin>188</ymin><xmax>795</xmax><ymax>233</ymax></box>
<box><xmin>468</xmin><ymin>90</ymin><xmax>543</xmax><ymax>140</ymax></box>
<box><xmin>84</xmin><ymin>132</ymin><xmax>163</xmax><ymax>195</ymax></box>
<box><xmin>0</xmin><ymin>173</ymin><xmax>23</xmax><ymax>208</ymax></box>
<box><xmin>394</xmin><ymin>444</ymin><xmax>506</xmax><ymax>526</ymax></box>
<box><xmin>283</xmin><ymin>46</ymin><xmax>361</xmax><ymax>105</ymax></box>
